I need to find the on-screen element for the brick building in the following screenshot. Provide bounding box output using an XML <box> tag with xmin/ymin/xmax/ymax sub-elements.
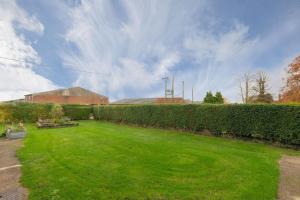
<box><xmin>24</xmin><ymin>87</ymin><xmax>108</xmax><ymax>105</ymax></box>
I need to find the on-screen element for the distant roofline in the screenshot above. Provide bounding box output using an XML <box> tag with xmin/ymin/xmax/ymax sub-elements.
<box><xmin>1</xmin><ymin>98</ymin><xmax>25</xmax><ymax>103</ymax></box>
<box><xmin>112</xmin><ymin>97</ymin><xmax>184</xmax><ymax>101</ymax></box>
<box><xmin>25</xmin><ymin>87</ymin><xmax>107</xmax><ymax>98</ymax></box>
<box><xmin>111</xmin><ymin>97</ymin><xmax>185</xmax><ymax>104</ymax></box>
<box><xmin>25</xmin><ymin>88</ymin><xmax>63</xmax><ymax>96</ymax></box>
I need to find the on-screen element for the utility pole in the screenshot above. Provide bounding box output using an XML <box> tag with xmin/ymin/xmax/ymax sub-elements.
<box><xmin>192</xmin><ymin>87</ymin><xmax>194</xmax><ymax>104</ymax></box>
<box><xmin>182</xmin><ymin>81</ymin><xmax>184</xmax><ymax>99</ymax></box>
<box><xmin>171</xmin><ymin>76</ymin><xmax>174</xmax><ymax>98</ymax></box>
<box><xmin>162</xmin><ymin>76</ymin><xmax>169</xmax><ymax>98</ymax></box>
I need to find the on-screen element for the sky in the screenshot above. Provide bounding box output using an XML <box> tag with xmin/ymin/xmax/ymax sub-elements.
<box><xmin>0</xmin><ymin>0</ymin><xmax>300</xmax><ymax>102</ymax></box>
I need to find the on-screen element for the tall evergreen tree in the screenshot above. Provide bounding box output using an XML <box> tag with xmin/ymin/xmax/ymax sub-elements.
<box><xmin>215</xmin><ymin>92</ymin><xmax>224</xmax><ymax>104</ymax></box>
<box><xmin>203</xmin><ymin>91</ymin><xmax>215</xmax><ymax>103</ymax></box>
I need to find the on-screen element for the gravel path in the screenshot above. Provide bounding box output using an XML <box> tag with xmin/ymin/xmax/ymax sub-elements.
<box><xmin>279</xmin><ymin>155</ymin><xmax>300</xmax><ymax>200</ymax></box>
<box><xmin>0</xmin><ymin>139</ymin><xmax>27</xmax><ymax>200</ymax></box>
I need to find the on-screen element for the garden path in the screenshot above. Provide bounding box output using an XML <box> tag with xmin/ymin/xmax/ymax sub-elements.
<box><xmin>0</xmin><ymin>139</ymin><xmax>27</xmax><ymax>200</ymax></box>
<box><xmin>279</xmin><ymin>155</ymin><xmax>300</xmax><ymax>200</ymax></box>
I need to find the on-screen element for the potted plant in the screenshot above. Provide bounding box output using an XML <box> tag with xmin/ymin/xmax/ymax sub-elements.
<box><xmin>89</xmin><ymin>113</ymin><xmax>95</xmax><ymax>120</ymax></box>
<box><xmin>6</xmin><ymin>122</ymin><xmax>26</xmax><ymax>139</ymax></box>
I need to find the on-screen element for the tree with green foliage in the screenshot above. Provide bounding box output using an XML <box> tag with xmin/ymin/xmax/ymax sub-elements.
<box><xmin>215</xmin><ymin>92</ymin><xmax>224</xmax><ymax>104</ymax></box>
<box><xmin>203</xmin><ymin>91</ymin><xmax>215</xmax><ymax>103</ymax></box>
<box><xmin>203</xmin><ymin>91</ymin><xmax>224</xmax><ymax>104</ymax></box>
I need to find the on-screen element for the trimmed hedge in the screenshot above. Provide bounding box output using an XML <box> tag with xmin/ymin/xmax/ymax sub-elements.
<box><xmin>0</xmin><ymin>103</ymin><xmax>93</xmax><ymax>122</ymax></box>
<box><xmin>62</xmin><ymin>105</ymin><xmax>93</xmax><ymax>120</ymax></box>
<box><xmin>93</xmin><ymin>104</ymin><xmax>300</xmax><ymax>146</ymax></box>
<box><xmin>0</xmin><ymin>103</ymin><xmax>52</xmax><ymax>122</ymax></box>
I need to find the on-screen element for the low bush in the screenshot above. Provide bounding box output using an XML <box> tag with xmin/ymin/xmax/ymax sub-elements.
<box><xmin>93</xmin><ymin>104</ymin><xmax>300</xmax><ymax>146</ymax></box>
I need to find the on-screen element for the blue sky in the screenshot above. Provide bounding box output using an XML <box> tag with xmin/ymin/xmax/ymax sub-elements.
<box><xmin>0</xmin><ymin>0</ymin><xmax>300</xmax><ymax>102</ymax></box>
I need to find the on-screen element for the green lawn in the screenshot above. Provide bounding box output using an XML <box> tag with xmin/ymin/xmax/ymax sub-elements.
<box><xmin>18</xmin><ymin>121</ymin><xmax>298</xmax><ymax>200</ymax></box>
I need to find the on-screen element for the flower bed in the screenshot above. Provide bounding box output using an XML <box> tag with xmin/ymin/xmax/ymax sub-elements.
<box><xmin>36</xmin><ymin>118</ymin><xmax>79</xmax><ymax>129</ymax></box>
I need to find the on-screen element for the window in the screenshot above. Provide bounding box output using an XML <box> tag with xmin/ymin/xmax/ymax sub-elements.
<box><xmin>63</xmin><ymin>90</ymin><xmax>70</xmax><ymax>96</ymax></box>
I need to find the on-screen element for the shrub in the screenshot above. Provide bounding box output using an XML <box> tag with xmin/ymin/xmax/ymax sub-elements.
<box><xmin>50</xmin><ymin>104</ymin><xmax>64</xmax><ymax>123</ymax></box>
<box><xmin>0</xmin><ymin>109</ymin><xmax>9</xmax><ymax>123</ymax></box>
<box><xmin>94</xmin><ymin>104</ymin><xmax>300</xmax><ymax>146</ymax></box>
<box><xmin>0</xmin><ymin>103</ymin><xmax>93</xmax><ymax>122</ymax></box>
<box><xmin>0</xmin><ymin>103</ymin><xmax>52</xmax><ymax>122</ymax></box>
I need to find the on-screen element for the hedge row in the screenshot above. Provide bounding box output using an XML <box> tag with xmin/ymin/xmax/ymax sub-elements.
<box><xmin>0</xmin><ymin>103</ymin><xmax>52</xmax><ymax>122</ymax></box>
<box><xmin>63</xmin><ymin>105</ymin><xmax>93</xmax><ymax>120</ymax></box>
<box><xmin>0</xmin><ymin>103</ymin><xmax>93</xmax><ymax>122</ymax></box>
<box><xmin>93</xmin><ymin>104</ymin><xmax>300</xmax><ymax>146</ymax></box>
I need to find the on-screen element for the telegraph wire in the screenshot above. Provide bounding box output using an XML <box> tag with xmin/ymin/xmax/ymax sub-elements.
<box><xmin>0</xmin><ymin>56</ymin><xmax>110</xmax><ymax>75</ymax></box>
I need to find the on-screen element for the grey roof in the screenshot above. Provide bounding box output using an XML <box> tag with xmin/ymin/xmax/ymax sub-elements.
<box><xmin>1</xmin><ymin>99</ymin><xmax>25</xmax><ymax>104</ymax></box>
<box><xmin>111</xmin><ymin>98</ymin><xmax>157</xmax><ymax>105</ymax></box>
<box><xmin>111</xmin><ymin>98</ymin><xmax>194</xmax><ymax>105</ymax></box>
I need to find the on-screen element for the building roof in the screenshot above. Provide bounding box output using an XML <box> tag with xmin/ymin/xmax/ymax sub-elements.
<box><xmin>25</xmin><ymin>87</ymin><xmax>107</xmax><ymax>98</ymax></box>
<box><xmin>111</xmin><ymin>97</ymin><xmax>191</xmax><ymax>105</ymax></box>
<box><xmin>1</xmin><ymin>98</ymin><xmax>25</xmax><ymax>104</ymax></box>
<box><xmin>111</xmin><ymin>98</ymin><xmax>157</xmax><ymax>105</ymax></box>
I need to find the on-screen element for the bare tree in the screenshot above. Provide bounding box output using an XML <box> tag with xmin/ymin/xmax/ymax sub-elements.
<box><xmin>252</xmin><ymin>72</ymin><xmax>269</xmax><ymax>95</ymax></box>
<box><xmin>239</xmin><ymin>73</ymin><xmax>253</xmax><ymax>103</ymax></box>
<box><xmin>250</xmin><ymin>71</ymin><xmax>273</xmax><ymax>103</ymax></box>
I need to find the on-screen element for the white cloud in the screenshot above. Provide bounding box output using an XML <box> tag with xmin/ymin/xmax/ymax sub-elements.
<box><xmin>0</xmin><ymin>66</ymin><xmax>56</xmax><ymax>101</ymax></box>
<box><xmin>62</xmin><ymin>0</ymin><xmax>207</xmax><ymax>99</ymax></box>
<box><xmin>183</xmin><ymin>23</ymin><xmax>259</xmax><ymax>101</ymax></box>
<box><xmin>0</xmin><ymin>0</ymin><xmax>44</xmax><ymax>35</ymax></box>
<box><xmin>61</xmin><ymin>0</ymin><xmax>268</xmax><ymax>102</ymax></box>
<box><xmin>182</xmin><ymin>11</ymin><xmax>300</xmax><ymax>102</ymax></box>
<box><xmin>0</xmin><ymin>0</ymin><xmax>56</xmax><ymax>101</ymax></box>
<box><xmin>60</xmin><ymin>0</ymin><xmax>300</xmax><ymax>102</ymax></box>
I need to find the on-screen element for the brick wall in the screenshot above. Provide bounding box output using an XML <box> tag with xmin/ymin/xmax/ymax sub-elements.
<box><xmin>155</xmin><ymin>97</ymin><xmax>185</xmax><ymax>104</ymax></box>
<box><xmin>27</xmin><ymin>95</ymin><xmax>108</xmax><ymax>105</ymax></box>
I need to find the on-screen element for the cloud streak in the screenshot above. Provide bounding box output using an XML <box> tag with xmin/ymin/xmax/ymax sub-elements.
<box><xmin>62</xmin><ymin>0</ymin><xmax>209</xmax><ymax>99</ymax></box>
<box><xmin>61</xmin><ymin>0</ymin><xmax>272</xmax><ymax>101</ymax></box>
<box><xmin>0</xmin><ymin>0</ymin><xmax>56</xmax><ymax>101</ymax></box>
<box><xmin>50</xmin><ymin>0</ymin><xmax>300</xmax><ymax>101</ymax></box>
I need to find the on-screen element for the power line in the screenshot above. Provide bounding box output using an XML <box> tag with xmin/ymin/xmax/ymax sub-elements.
<box><xmin>0</xmin><ymin>56</ymin><xmax>110</xmax><ymax>75</ymax></box>
<box><xmin>0</xmin><ymin>56</ymin><xmax>30</xmax><ymax>64</ymax></box>
<box><xmin>0</xmin><ymin>56</ymin><xmax>70</xmax><ymax>86</ymax></box>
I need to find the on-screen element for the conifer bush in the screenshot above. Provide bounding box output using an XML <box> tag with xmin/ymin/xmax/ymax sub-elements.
<box><xmin>94</xmin><ymin>104</ymin><xmax>300</xmax><ymax>145</ymax></box>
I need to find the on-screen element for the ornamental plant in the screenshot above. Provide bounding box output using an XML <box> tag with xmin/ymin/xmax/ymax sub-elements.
<box><xmin>50</xmin><ymin>104</ymin><xmax>64</xmax><ymax>123</ymax></box>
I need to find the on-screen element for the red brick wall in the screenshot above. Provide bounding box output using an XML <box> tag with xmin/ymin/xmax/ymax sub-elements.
<box><xmin>155</xmin><ymin>98</ymin><xmax>185</xmax><ymax>104</ymax></box>
<box><xmin>28</xmin><ymin>95</ymin><xmax>108</xmax><ymax>105</ymax></box>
